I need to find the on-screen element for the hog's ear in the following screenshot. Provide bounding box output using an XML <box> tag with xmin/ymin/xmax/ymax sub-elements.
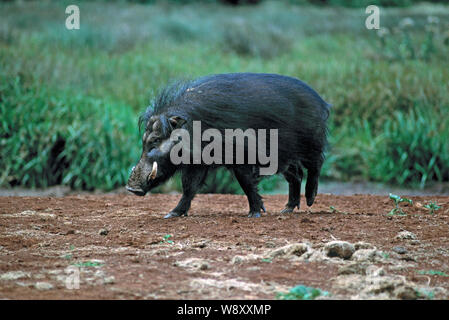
<box><xmin>169</xmin><ymin>116</ymin><xmax>186</xmax><ymax>129</ymax></box>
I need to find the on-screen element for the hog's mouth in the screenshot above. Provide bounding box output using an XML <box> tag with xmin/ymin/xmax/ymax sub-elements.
<box><xmin>125</xmin><ymin>186</ymin><xmax>147</xmax><ymax>196</ymax></box>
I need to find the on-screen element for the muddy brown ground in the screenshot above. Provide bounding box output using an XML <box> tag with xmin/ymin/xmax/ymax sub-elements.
<box><xmin>1</xmin><ymin>194</ymin><xmax>448</xmax><ymax>300</ymax></box>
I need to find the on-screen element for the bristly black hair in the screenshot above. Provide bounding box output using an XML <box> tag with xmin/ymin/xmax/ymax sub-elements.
<box><xmin>138</xmin><ymin>79</ymin><xmax>193</xmax><ymax>134</ymax></box>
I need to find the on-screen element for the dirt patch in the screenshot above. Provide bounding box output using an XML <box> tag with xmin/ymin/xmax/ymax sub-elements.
<box><xmin>1</xmin><ymin>194</ymin><xmax>449</xmax><ymax>299</ymax></box>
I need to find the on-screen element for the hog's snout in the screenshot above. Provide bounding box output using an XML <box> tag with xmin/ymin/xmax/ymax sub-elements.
<box><xmin>126</xmin><ymin>164</ymin><xmax>146</xmax><ymax>196</ymax></box>
<box><xmin>126</xmin><ymin>161</ymin><xmax>158</xmax><ymax>196</ymax></box>
<box><xmin>125</xmin><ymin>185</ymin><xmax>146</xmax><ymax>196</ymax></box>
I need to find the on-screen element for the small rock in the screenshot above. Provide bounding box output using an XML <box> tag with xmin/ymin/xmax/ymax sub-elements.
<box><xmin>354</xmin><ymin>242</ymin><xmax>375</xmax><ymax>250</ymax></box>
<box><xmin>247</xmin><ymin>266</ymin><xmax>261</xmax><ymax>272</ymax></box>
<box><xmin>366</xmin><ymin>266</ymin><xmax>385</xmax><ymax>277</ymax></box>
<box><xmin>395</xmin><ymin>231</ymin><xmax>417</xmax><ymax>240</ymax></box>
<box><xmin>1</xmin><ymin>271</ymin><xmax>29</xmax><ymax>281</ymax></box>
<box><xmin>334</xmin><ymin>271</ymin><xmax>424</xmax><ymax>300</ymax></box>
<box><xmin>84</xmin><ymin>277</ymin><xmax>96</xmax><ymax>284</ymax></box>
<box><xmin>19</xmin><ymin>210</ymin><xmax>37</xmax><ymax>216</ymax></box>
<box><xmin>395</xmin><ymin>285</ymin><xmax>418</xmax><ymax>300</ymax></box>
<box><xmin>231</xmin><ymin>256</ymin><xmax>245</xmax><ymax>265</ymax></box>
<box><xmin>388</xmin><ymin>265</ymin><xmax>409</xmax><ymax>272</ymax></box>
<box><xmin>47</xmin><ymin>269</ymin><xmax>62</xmax><ymax>275</ymax></box>
<box><xmin>176</xmin><ymin>258</ymin><xmax>210</xmax><ymax>270</ymax></box>
<box><xmin>94</xmin><ymin>270</ymin><xmax>106</xmax><ymax>278</ymax></box>
<box><xmin>99</xmin><ymin>229</ymin><xmax>109</xmax><ymax>236</ymax></box>
<box><xmin>392</xmin><ymin>246</ymin><xmax>407</xmax><ymax>254</ymax></box>
<box><xmin>196</xmin><ymin>242</ymin><xmax>207</xmax><ymax>249</ymax></box>
<box><xmin>35</xmin><ymin>282</ymin><xmax>54</xmax><ymax>290</ymax></box>
<box><xmin>287</xmin><ymin>244</ymin><xmax>309</xmax><ymax>257</ymax></box>
<box><xmin>15</xmin><ymin>282</ymin><xmax>32</xmax><ymax>287</ymax></box>
<box><xmin>264</xmin><ymin>242</ymin><xmax>276</xmax><ymax>248</ymax></box>
<box><xmin>400</xmin><ymin>255</ymin><xmax>416</xmax><ymax>262</ymax></box>
<box><xmin>103</xmin><ymin>276</ymin><xmax>115</xmax><ymax>285</ymax></box>
<box><xmin>267</xmin><ymin>243</ymin><xmax>309</xmax><ymax>259</ymax></box>
<box><xmin>351</xmin><ymin>249</ymin><xmax>379</xmax><ymax>262</ymax></box>
<box><xmin>364</xmin><ymin>275</ymin><xmax>407</xmax><ymax>296</ymax></box>
<box><xmin>88</xmin><ymin>259</ymin><xmax>105</xmax><ymax>264</ymax></box>
<box><xmin>230</xmin><ymin>254</ymin><xmax>261</xmax><ymax>265</ymax></box>
<box><xmin>325</xmin><ymin>241</ymin><xmax>355</xmax><ymax>260</ymax></box>
<box><xmin>338</xmin><ymin>263</ymin><xmax>368</xmax><ymax>275</ymax></box>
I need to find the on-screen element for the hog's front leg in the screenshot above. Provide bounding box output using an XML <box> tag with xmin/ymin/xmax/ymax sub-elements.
<box><xmin>164</xmin><ymin>167</ymin><xmax>208</xmax><ymax>219</ymax></box>
<box><xmin>233</xmin><ymin>167</ymin><xmax>265</xmax><ymax>218</ymax></box>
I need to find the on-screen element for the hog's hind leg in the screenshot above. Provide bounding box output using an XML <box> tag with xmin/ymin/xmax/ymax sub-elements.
<box><xmin>305</xmin><ymin>166</ymin><xmax>320</xmax><ymax>207</ymax></box>
<box><xmin>281</xmin><ymin>164</ymin><xmax>303</xmax><ymax>213</ymax></box>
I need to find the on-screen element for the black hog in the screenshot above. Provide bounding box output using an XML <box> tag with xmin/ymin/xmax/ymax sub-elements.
<box><xmin>126</xmin><ymin>73</ymin><xmax>330</xmax><ymax>218</ymax></box>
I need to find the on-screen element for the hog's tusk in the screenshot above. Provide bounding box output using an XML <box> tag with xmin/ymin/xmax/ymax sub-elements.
<box><xmin>149</xmin><ymin>161</ymin><xmax>158</xmax><ymax>180</ymax></box>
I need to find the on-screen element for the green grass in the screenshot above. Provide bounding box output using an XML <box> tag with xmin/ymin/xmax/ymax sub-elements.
<box><xmin>388</xmin><ymin>193</ymin><xmax>413</xmax><ymax>216</ymax></box>
<box><xmin>330</xmin><ymin>206</ymin><xmax>349</xmax><ymax>215</ymax></box>
<box><xmin>72</xmin><ymin>261</ymin><xmax>105</xmax><ymax>268</ymax></box>
<box><xmin>417</xmin><ymin>270</ymin><xmax>449</xmax><ymax>277</ymax></box>
<box><xmin>276</xmin><ymin>285</ymin><xmax>329</xmax><ymax>300</ymax></box>
<box><xmin>160</xmin><ymin>234</ymin><xmax>174</xmax><ymax>244</ymax></box>
<box><xmin>0</xmin><ymin>73</ymin><xmax>139</xmax><ymax>190</ymax></box>
<box><xmin>423</xmin><ymin>201</ymin><xmax>441</xmax><ymax>214</ymax></box>
<box><xmin>1</xmin><ymin>1</ymin><xmax>449</xmax><ymax>193</ymax></box>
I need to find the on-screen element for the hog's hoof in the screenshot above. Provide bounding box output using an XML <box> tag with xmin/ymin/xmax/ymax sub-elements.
<box><xmin>248</xmin><ymin>211</ymin><xmax>261</xmax><ymax>218</ymax></box>
<box><xmin>164</xmin><ymin>211</ymin><xmax>187</xmax><ymax>219</ymax></box>
<box><xmin>281</xmin><ymin>203</ymin><xmax>299</xmax><ymax>214</ymax></box>
<box><xmin>280</xmin><ymin>206</ymin><xmax>295</xmax><ymax>214</ymax></box>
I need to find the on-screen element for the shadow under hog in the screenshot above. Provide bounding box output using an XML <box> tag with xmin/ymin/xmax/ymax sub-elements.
<box><xmin>126</xmin><ymin>73</ymin><xmax>330</xmax><ymax>218</ymax></box>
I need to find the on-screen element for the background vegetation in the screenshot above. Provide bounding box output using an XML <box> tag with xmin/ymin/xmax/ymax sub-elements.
<box><xmin>1</xmin><ymin>0</ymin><xmax>448</xmax><ymax>193</ymax></box>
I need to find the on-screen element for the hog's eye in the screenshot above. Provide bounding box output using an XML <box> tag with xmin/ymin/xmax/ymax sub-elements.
<box><xmin>149</xmin><ymin>137</ymin><xmax>161</xmax><ymax>145</ymax></box>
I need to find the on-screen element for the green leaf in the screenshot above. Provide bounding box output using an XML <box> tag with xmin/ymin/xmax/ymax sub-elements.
<box><xmin>276</xmin><ymin>285</ymin><xmax>329</xmax><ymax>300</ymax></box>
